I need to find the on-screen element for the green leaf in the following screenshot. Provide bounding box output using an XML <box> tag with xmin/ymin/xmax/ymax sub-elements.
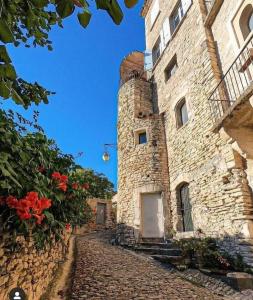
<box><xmin>96</xmin><ymin>0</ymin><xmax>109</xmax><ymax>10</ymax></box>
<box><xmin>0</xmin><ymin>64</ymin><xmax>17</xmax><ymax>80</ymax></box>
<box><xmin>44</xmin><ymin>211</ymin><xmax>55</xmax><ymax>223</ymax></box>
<box><xmin>0</xmin><ymin>46</ymin><xmax>11</xmax><ymax>63</ymax></box>
<box><xmin>5</xmin><ymin>64</ymin><xmax>17</xmax><ymax>80</ymax></box>
<box><xmin>31</xmin><ymin>0</ymin><xmax>49</xmax><ymax>8</ymax></box>
<box><xmin>0</xmin><ymin>166</ymin><xmax>22</xmax><ymax>187</ymax></box>
<box><xmin>107</xmin><ymin>0</ymin><xmax>123</xmax><ymax>25</ymax></box>
<box><xmin>78</xmin><ymin>10</ymin><xmax>92</xmax><ymax>28</ymax></box>
<box><xmin>124</xmin><ymin>0</ymin><xmax>138</xmax><ymax>8</ymax></box>
<box><xmin>11</xmin><ymin>89</ymin><xmax>25</xmax><ymax>105</ymax></box>
<box><xmin>56</xmin><ymin>0</ymin><xmax>75</xmax><ymax>18</ymax></box>
<box><xmin>96</xmin><ymin>0</ymin><xmax>123</xmax><ymax>25</ymax></box>
<box><xmin>0</xmin><ymin>20</ymin><xmax>14</xmax><ymax>43</ymax></box>
<box><xmin>0</xmin><ymin>81</ymin><xmax>10</xmax><ymax>99</ymax></box>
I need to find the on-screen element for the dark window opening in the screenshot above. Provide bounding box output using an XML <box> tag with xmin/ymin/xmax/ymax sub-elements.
<box><xmin>139</xmin><ymin>132</ymin><xmax>147</xmax><ymax>144</ymax></box>
<box><xmin>152</xmin><ymin>37</ymin><xmax>161</xmax><ymax>65</ymax></box>
<box><xmin>165</xmin><ymin>56</ymin><xmax>178</xmax><ymax>81</ymax></box>
<box><xmin>176</xmin><ymin>98</ymin><xmax>188</xmax><ymax>128</ymax></box>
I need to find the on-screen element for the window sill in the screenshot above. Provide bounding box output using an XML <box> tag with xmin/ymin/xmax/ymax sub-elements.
<box><xmin>177</xmin><ymin>120</ymin><xmax>190</xmax><ymax>131</ymax></box>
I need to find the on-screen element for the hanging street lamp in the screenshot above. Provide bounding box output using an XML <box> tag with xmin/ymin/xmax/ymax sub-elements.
<box><xmin>102</xmin><ymin>144</ymin><xmax>117</xmax><ymax>162</ymax></box>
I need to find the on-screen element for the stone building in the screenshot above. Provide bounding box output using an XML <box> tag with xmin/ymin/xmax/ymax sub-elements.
<box><xmin>116</xmin><ymin>0</ymin><xmax>253</xmax><ymax>265</ymax></box>
<box><xmin>87</xmin><ymin>198</ymin><xmax>113</xmax><ymax>229</ymax></box>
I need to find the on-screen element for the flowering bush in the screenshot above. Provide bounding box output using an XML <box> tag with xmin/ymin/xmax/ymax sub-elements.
<box><xmin>0</xmin><ymin>110</ymin><xmax>114</xmax><ymax>249</ymax></box>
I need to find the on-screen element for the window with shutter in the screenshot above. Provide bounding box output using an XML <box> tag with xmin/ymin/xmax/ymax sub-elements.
<box><xmin>152</xmin><ymin>37</ymin><xmax>161</xmax><ymax>65</ymax></box>
<box><xmin>163</xmin><ymin>18</ymin><xmax>171</xmax><ymax>45</ymax></box>
<box><xmin>150</xmin><ymin>0</ymin><xmax>160</xmax><ymax>26</ymax></box>
<box><xmin>182</xmin><ymin>0</ymin><xmax>192</xmax><ymax>15</ymax></box>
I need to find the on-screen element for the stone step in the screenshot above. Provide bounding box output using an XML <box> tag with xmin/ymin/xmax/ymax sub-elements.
<box><xmin>134</xmin><ymin>247</ymin><xmax>182</xmax><ymax>256</ymax></box>
<box><xmin>140</xmin><ymin>238</ymin><xmax>165</xmax><ymax>244</ymax></box>
<box><xmin>151</xmin><ymin>254</ymin><xmax>184</xmax><ymax>265</ymax></box>
<box><xmin>136</xmin><ymin>242</ymin><xmax>176</xmax><ymax>249</ymax></box>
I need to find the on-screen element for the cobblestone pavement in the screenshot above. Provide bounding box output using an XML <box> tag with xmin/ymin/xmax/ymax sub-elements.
<box><xmin>70</xmin><ymin>232</ymin><xmax>224</xmax><ymax>300</ymax></box>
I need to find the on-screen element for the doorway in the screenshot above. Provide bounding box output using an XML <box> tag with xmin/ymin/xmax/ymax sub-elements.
<box><xmin>141</xmin><ymin>193</ymin><xmax>164</xmax><ymax>238</ymax></box>
<box><xmin>96</xmin><ymin>203</ymin><xmax>106</xmax><ymax>225</ymax></box>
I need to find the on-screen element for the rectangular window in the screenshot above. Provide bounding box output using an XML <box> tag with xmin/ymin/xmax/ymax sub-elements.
<box><xmin>152</xmin><ymin>37</ymin><xmax>161</xmax><ymax>65</ymax></box>
<box><xmin>138</xmin><ymin>132</ymin><xmax>147</xmax><ymax>144</ymax></box>
<box><xmin>164</xmin><ymin>56</ymin><xmax>178</xmax><ymax>81</ymax></box>
<box><xmin>170</xmin><ymin>2</ymin><xmax>184</xmax><ymax>34</ymax></box>
<box><xmin>169</xmin><ymin>0</ymin><xmax>192</xmax><ymax>35</ymax></box>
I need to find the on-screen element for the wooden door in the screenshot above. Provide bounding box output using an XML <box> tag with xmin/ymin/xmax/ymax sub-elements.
<box><xmin>96</xmin><ymin>203</ymin><xmax>106</xmax><ymax>225</ymax></box>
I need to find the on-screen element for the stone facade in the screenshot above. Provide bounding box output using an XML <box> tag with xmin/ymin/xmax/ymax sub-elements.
<box><xmin>117</xmin><ymin>0</ymin><xmax>253</xmax><ymax>265</ymax></box>
<box><xmin>0</xmin><ymin>232</ymin><xmax>70</xmax><ymax>300</ymax></box>
<box><xmin>87</xmin><ymin>198</ymin><xmax>114</xmax><ymax>229</ymax></box>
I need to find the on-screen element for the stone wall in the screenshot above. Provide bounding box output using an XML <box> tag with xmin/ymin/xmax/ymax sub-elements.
<box><xmin>116</xmin><ymin>0</ymin><xmax>253</xmax><ymax>264</ymax></box>
<box><xmin>117</xmin><ymin>77</ymin><xmax>170</xmax><ymax>244</ymax></box>
<box><xmin>0</xmin><ymin>232</ymin><xmax>70</xmax><ymax>300</ymax></box>
<box><xmin>87</xmin><ymin>198</ymin><xmax>114</xmax><ymax>229</ymax></box>
<box><xmin>211</xmin><ymin>0</ymin><xmax>252</xmax><ymax>72</ymax></box>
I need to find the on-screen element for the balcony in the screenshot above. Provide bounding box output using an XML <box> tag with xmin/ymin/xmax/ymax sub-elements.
<box><xmin>209</xmin><ymin>34</ymin><xmax>253</xmax><ymax>158</ymax></box>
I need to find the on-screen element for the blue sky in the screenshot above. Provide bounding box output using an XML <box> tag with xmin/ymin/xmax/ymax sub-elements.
<box><xmin>3</xmin><ymin>2</ymin><xmax>145</xmax><ymax>189</ymax></box>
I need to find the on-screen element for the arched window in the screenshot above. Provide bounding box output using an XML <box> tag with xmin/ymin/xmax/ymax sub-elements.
<box><xmin>176</xmin><ymin>98</ymin><xmax>188</xmax><ymax>128</ymax></box>
<box><xmin>178</xmin><ymin>183</ymin><xmax>193</xmax><ymax>232</ymax></box>
<box><xmin>239</xmin><ymin>4</ymin><xmax>253</xmax><ymax>40</ymax></box>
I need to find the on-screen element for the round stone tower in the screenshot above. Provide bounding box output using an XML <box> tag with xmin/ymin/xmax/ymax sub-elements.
<box><xmin>117</xmin><ymin>51</ymin><xmax>171</xmax><ymax>245</ymax></box>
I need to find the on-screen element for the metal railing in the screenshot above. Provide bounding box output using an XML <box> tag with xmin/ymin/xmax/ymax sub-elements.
<box><xmin>209</xmin><ymin>34</ymin><xmax>253</xmax><ymax>122</ymax></box>
<box><xmin>205</xmin><ymin>0</ymin><xmax>215</xmax><ymax>13</ymax></box>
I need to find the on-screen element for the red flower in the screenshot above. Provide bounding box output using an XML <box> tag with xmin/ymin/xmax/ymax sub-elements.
<box><xmin>33</xmin><ymin>214</ymin><xmax>45</xmax><ymax>225</ymax></box>
<box><xmin>40</xmin><ymin>198</ymin><xmax>52</xmax><ymax>210</ymax></box>
<box><xmin>61</xmin><ymin>175</ymin><xmax>68</xmax><ymax>183</ymax></box>
<box><xmin>72</xmin><ymin>183</ymin><xmax>79</xmax><ymax>190</ymax></box>
<box><xmin>52</xmin><ymin>172</ymin><xmax>61</xmax><ymax>180</ymax></box>
<box><xmin>58</xmin><ymin>182</ymin><xmax>67</xmax><ymax>192</ymax></box>
<box><xmin>6</xmin><ymin>196</ymin><xmax>18</xmax><ymax>208</ymax></box>
<box><xmin>6</xmin><ymin>192</ymin><xmax>51</xmax><ymax>225</ymax></box>
<box><xmin>65</xmin><ymin>223</ymin><xmax>71</xmax><ymax>231</ymax></box>
<box><xmin>82</xmin><ymin>183</ymin><xmax>89</xmax><ymax>190</ymax></box>
<box><xmin>17</xmin><ymin>211</ymin><xmax>32</xmax><ymax>220</ymax></box>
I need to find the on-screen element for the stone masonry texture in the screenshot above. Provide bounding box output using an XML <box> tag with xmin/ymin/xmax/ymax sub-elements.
<box><xmin>116</xmin><ymin>0</ymin><xmax>253</xmax><ymax>265</ymax></box>
<box><xmin>0</xmin><ymin>233</ymin><xmax>70</xmax><ymax>300</ymax></box>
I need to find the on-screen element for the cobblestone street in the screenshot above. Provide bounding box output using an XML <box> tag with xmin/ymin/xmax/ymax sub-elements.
<box><xmin>70</xmin><ymin>233</ymin><xmax>224</xmax><ymax>300</ymax></box>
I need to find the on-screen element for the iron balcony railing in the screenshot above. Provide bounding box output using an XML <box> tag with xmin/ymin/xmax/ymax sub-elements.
<box><xmin>205</xmin><ymin>0</ymin><xmax>215</xmax><ymax>13</ymax></box>
<box><xmin>209</xmin><ymin>34</ymin><xmax>253</xmax><ymax>122</ymax></box>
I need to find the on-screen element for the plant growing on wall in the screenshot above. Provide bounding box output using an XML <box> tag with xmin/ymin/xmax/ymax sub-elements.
<box><xmin>0</xmin><ymin>111</ymin><xmax>114</xmax><ymax>248</ymax></box>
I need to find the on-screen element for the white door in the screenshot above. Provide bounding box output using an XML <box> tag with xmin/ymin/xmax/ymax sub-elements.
<box><xmin>141</xmin><ymin>193</ymin><xmax>164</xmax><ymax>238</ymax></box>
